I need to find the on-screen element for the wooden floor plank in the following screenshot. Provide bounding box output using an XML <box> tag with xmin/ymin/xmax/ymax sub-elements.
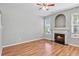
<box><xmin>2</xmin><ymin>39</ymin><xmax>79</xmax><ymax>56</ymax></box>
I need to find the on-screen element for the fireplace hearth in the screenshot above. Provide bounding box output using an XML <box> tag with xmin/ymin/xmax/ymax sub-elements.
<box><xmin>54</xmin><ymin>33</ymin><xmax>65</xmax><ymax>44</ymax></box>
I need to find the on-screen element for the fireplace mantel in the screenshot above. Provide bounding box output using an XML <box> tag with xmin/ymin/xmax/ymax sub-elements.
<box><xmin>54</xmin><ymin>28</ymin><xmax>69</xmax><ymax>31</ymax></box>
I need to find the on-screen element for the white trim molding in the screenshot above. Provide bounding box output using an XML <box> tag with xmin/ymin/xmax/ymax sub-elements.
<box><xmin>69</xmin><ymin>44</ymin><xmax>79</xmax><ymax>47</ymax></box>
<box><xmin>2</xmin><ymin>38</ymin><xmax>43</xmax><ymax>48</ymax></box>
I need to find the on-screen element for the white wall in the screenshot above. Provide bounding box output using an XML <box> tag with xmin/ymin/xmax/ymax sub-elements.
<box><xmin>0</xmin><ymin>3</ymin><xmax>43</xmax><ymax>46</ymax></box>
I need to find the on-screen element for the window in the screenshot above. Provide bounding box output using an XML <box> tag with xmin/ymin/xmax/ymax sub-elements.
<box><xmin>44</xmin><ymin>17</ymin><xmax>51</xmax><ymax>34</ymax></box>
<box><xmin>71</xmin><ymin>13</ymin><xmax>79</xmax><ymax>38</ymax></box>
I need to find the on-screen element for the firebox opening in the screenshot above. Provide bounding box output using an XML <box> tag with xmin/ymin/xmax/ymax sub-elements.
<box><xmin>54</xmin><ymin>33</ymin><xmax>65</xmax><ymax>45</ymax></box>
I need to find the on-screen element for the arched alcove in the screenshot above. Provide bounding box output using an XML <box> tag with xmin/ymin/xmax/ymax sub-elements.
<box><xmin>55</xmin><ymin>14</ymin><xmax>66</xmax><ymax>28</ymax></box>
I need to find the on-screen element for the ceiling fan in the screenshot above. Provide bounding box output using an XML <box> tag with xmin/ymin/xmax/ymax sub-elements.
<box><xmin>36</xmin><ymin>3</ymin><xmax>55</xmax><ymax>10</ymax></box>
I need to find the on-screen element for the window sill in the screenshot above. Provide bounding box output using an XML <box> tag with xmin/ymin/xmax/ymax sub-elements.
<box><xmin>72</xmin><ymin>37</ymin><xmax>79</xmax><ymax>39</ymax></box>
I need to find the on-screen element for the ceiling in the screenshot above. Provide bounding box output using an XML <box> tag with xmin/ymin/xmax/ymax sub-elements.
<box><xmin>31</xmin><ymin>3</ymin><xmax>79</xmax><ymax>16</ymax></box>
<box><xmin>0</xmin><ymin>3</ymin><xmax>79</xmax><ymax>17</ymax></box>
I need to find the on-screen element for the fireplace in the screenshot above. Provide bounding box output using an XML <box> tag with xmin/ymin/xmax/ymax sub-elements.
<box><xmin>54</xmin><ymin>33</ymin><xmax>65</xmax><ymax>44</ymax></box>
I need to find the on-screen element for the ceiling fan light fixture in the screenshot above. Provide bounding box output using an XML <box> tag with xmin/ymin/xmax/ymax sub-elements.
<box><xmin>36</xmin><ymin>3</ymin><xmax>55</xmax><ymax>11</ymax></box>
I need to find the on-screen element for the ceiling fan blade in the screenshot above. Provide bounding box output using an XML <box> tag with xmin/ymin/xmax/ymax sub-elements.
<box><xmin>37</xmin><ymin>3</ymin><xmax>41</xmax><ymax>5</ymax></box>
<box><xmin>47</xmin><ymin>4</ymin><xmax>55</xmax><ymax>6</ymax></box>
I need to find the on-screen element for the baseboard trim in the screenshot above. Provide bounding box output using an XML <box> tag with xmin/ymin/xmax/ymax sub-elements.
<box><xmin>69</xmin><ymin>44</ymin><xmax>79</xmax><ymax>47</ymax></box>
<box><xmin>2</xmin><ymin>38</ymin><xmax>43</xmax><ymax>48</ymax></box>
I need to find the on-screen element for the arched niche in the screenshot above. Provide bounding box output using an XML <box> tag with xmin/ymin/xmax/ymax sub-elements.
<box><xmin>55</xmin><ymin>14</ymin><xmax>66</xmax><ymax>28</ymax></box>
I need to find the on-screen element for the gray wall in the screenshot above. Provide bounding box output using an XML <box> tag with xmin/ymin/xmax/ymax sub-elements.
<box><xmin>49</xmin><ymin>6</ymin><xmax>79</xmax><ymax>45</ymax></box>
<box><xmin>0</xmin><ymin>4</ymin><xmax>43</xmax><ymax>46</ymax></box>
<box><xmin>0</xmin><ymin>13</ymin><xmax>2</xmax><ymax>55</ymax></box>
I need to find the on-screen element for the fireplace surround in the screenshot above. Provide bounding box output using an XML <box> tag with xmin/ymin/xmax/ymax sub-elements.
<box><xmin>53</xmin><ymin>28</ymin><xmax>68</xmax><ymax>45</ymax></box>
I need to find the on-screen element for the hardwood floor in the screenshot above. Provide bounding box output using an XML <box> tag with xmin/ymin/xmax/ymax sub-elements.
<box><xmin>2</xmin><ymin>39</ymin><xmax>79</xmax><ymax>56</ymax></box>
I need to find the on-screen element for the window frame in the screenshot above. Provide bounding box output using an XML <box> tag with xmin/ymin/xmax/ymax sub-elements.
<box><xmin>71</xmin><ymin>13</ymin><xmax>79</xmax><ymax>38</ymax></box>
